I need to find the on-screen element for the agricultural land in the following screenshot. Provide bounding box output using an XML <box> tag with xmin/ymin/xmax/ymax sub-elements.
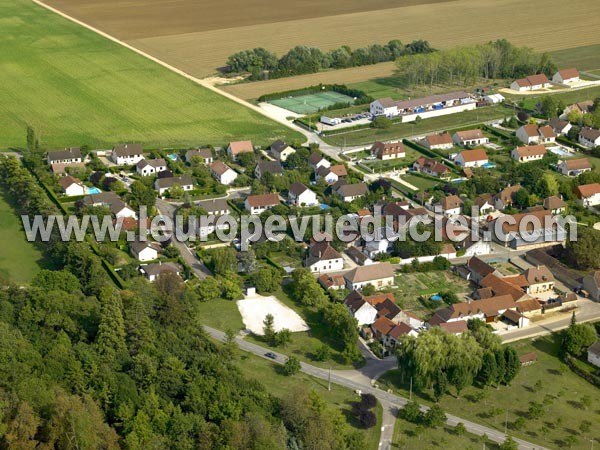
<box><xmin>45</xmin><ymin>0</ymin><xmax>600</xmax><ymax>77</ymax></box>
<box><xmin>0</xmin><ymin>0</ymin><xmax>301</xmax><ymax>150</ymax></box>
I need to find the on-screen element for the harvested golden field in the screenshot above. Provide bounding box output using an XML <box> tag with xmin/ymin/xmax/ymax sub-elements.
<box><xmin>45</xmin><ymin>0</ymin><xmax>600</xmax><ymax>77</ymax></box>
<box><xmin>221</xmin><ymin>63</ymin><xmax>397</xmax><ymax>100</ymax></box>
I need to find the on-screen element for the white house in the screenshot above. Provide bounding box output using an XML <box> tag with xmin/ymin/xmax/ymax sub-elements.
<box><xmin>452</xmin><ymin>130</ymin><xmax>489</xmax><ymax>147</ymax></box>
<box><xmin>557</xmin><ymin>158</ymin><xmax>592</xmax><ymax>177</ymax></box>
<box><xmin>370</xmin><ymin>141</ymin><xmax>405</xmax><ymax>160</ymax></box>
<box><xmin>112</xmin><ymin>144</ymin><xmax>144</xmax><ymax>165</ymax></box>
<box><xmin>516</xmin><ymin>124</ymin><xmax>556</xmax><ymax>145</ymax></box>
<box><xmin>305</xmin><ymin>242</ymin><xmax>344</xmax><ymax>273</ymax></box>
<box><xmin>576</xmin><ymin>183</ymin><xmax>600</xmax><ymax>207</ymax></box>
<box><xmin>474</xmin><ymin>194</ymin><xmax>495</xmax><ymax>216</ymax></box>
<box><xmin>523</xmin><ymin>266</ymin><xmax>555</xmax><ymax>294</ymax></box>
<box><xmin>511</xmin><ymin>145</ymin><xmax>546</xmax><ymax>163</ymax></box>
<box><xmin>136</xmin><ymin>158</ymin><xmax>167</xmax><ymax>176</ymax></box>
<box><xmin>154</xmin><ymin>175</ymin><xmax>194</xmax><ymax>196</ymax></box>
<box><xmin>210</xmin><ymin>161</ymin><xmax>238</xmax><ymax>185</ymax></box>
<box><xmin>227</xmin><ymin>140</ymin><xmax>253</xmax><ymax>161</ymax></box>
<box><xmin>510</xmin><ymin>74</ymin><xmax>551</xmax><ymax>91</ymax></box>
<box><xmin>244</xmin><ymin>193</ymin><xmax>279</xmax><ymax>215</ymax></box>
<box><xmin>140</xmin><ymin>262</ymin><xmax>181</xmax><ymax>282</ymax></box>
<box><xmin>455</xmin><ymin>149</ymin><xmax>488</xmax><ymax>167</ymax></box>
<box><xmin>343</xmin><ymin>262</ymin><xmax>395</xmax><ymax>291</ymax></box>
<box><xmin>308</xmin><ymin>153</ymin><xmax>331</xmax><ymax>170</ymax></box>
<box><xmin>579</xmin><ymin>128</ymin><xmax>600</xmax><ymax>149</ymax></box>
<box><xmin>185</xmin><ymin>148</ymin><xmax>213</xmax><ymax>165</ymax></box>
<box><xmin>547</xmin><ymin>118</ymin><xmax>572</xmax><ymax>136</ymax></box>
<box><xmin>333</xmin><ymin>183</ymin><xmax>368</xmax><ymax>202</ymax></box>
<box><xmin>552</xmin><ymin>68</ymin><xmax>580</xmax><ymax>85</ymax></box>
<box><xmin>288</xmin><ymin>182</ymin><xmax>318</xmax><ymax>207</ymax></box>
<box><xmin>316</xmin><ymin>164</ymin><xmax>347</xmax><ymax>184</ymax></box>
<box><xmin>47</xmin><ymin>147</ymin><xmax>82</xmax><ymax>165</ymax></box>
<box><xmin>80</xmin><ymin>192</ymin><xmax>137</xmax><ymax>220</ymax></box>
<box><xmin>423</xmin><ymin>133</ymin><xmax>453</xmax><ymax>150</ymax></box>
<box><xmin>436</xmin><ymin>195</ymin><xmax>464</xmax><ymax>216</ymax></box>
<box><xmin>254</xmin><ymin>161</ymin><xmax>283</xmax><ymax>180</ymax></box>
<box><xmin>588</xmin><ymin>341</ymin><xmax>600</xmax><ymax>368</ymax></box>
<box><xmin>58</xmin><ymin>175</ymin><xmax>86</xmax><ymax>197</ymax></box>
<box><xmin>460</xmin><ymin>236</ymin><xmax>492</xmax><ymax>257</ymax></box>
<box><xmin>369</xmin><ymin>91</ymin><xmax>476</xmax><ymax>122</ymax></box>
<box><xmin>269</xmin><ymin>140</ymin><xmax>296</xmax><ymax>162</ymax></box>
<box><xmin>130</xmin><ymin>240</ymin><xmax>160</xmax><ymax>262</ymax></box>
<box><xmin>344</xmin><ymin>291</ymin><xmax>378</xmax><ymax>326</ymax></box>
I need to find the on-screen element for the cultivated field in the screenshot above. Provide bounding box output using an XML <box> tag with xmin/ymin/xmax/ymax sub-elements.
<box><xmin>0</xmin><ymin>192</ymin><xmax>50</xmax><ymax>284</ymax></box>
<box><xmin>0</xmin><ymin>0</ymin><xmax>300</xmax><ymax>149</ymax></box>
<box><xmin>44</xmin><ymin>0</ymin><xmax>600</xmax><ymax>79</ymax></box>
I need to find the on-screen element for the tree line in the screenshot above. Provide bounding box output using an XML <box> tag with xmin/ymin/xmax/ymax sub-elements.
<box><xmin>226</xmin><ymin>39</ymin><xmax>434</xmax><ymax>79</ymax></box>
<box><xmin>394</xmin><ymin>39</ymin><xmax>557</xmax><ymax>88</ymax></box>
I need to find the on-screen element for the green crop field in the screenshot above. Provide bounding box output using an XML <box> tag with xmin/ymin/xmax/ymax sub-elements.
<box><xmin>0</xmin><ymin>191</ymin><xmax>52</xmax><ymax>284</ymax></box>
<box><xmin>0</xmin><ymin>0</ymin><xmax>301</xmax><ymax>150</ymax></box>
<box><xmin>550</xmin><ymin>44</ymin><xmax>600</xmax><ymax>73</ymax></box>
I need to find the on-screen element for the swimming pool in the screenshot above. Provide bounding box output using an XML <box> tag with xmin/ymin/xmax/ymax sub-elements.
<box><xmin>547</xmin><ymin>146</ymin><xmax>573</xmax><ymax>157</ymax></box>
<box><xmin>482</xmin><ymin>162</ymin><xmax>496</xmax><ymax>169</ymax></box>
<box><xmin>86</xmin><ymin>187</ymin><xmax>101</xmax><ymax>195</ymax></box>
<box><xmin>320</xmin><ymin>203</ymin><xmax>329</xmax><ymax>210</ymax></box>
<box><xmin>167</xmin><ymin>154</ymin><xmax>178</xmax><ymax>161</ymax></box>
<box><xmin>431</xmin><ymin>295</ymin><xmax>443</xmax><ymax>302</ymax></box>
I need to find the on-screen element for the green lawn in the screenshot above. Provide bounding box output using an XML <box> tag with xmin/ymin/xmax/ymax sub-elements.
<box><xmin>386</xmin><ymin>271</ymin><xmax>471</xmax><ymax>318</ymax></box>
<box><xmin>194</xmin><ymin>297</ymin><xmax>245</xmax><ymax>332</ymax></box>
<box><xmin>232</xmin><ymin>352</ymin><xmax>382</xmax><ymax>449</ymax></box>
<box><xmin>0</xmin><ymin>191</ymin><xmax>52</xmax><ymax>284</ymax></box>
<box><xmin>380</xmin><ymin>335</ymin><xmax>600</xmax><ymax>449</ymax></box>
<box><xmin>392</xmin><ymin>419</ymin><xmax>501</xmax><ymax>450</ymax></box>
<box><xmin>516</xmin><ymin>85</ymin><xmax>600</xmax><ymax>111</ymax></box>
<box><xmin>323</xmin><ymin>105</ymin><xmax>513</xmax><ymax>147</ymax></box>
<box><xmin>0</xmin><ymin>0</ymin><xmax>302</xmax><ymax>150</ymax></box>
<box><xmin>401</xmin><ymin>174</ymin><xmax>441</xmax><ymax>191</ymax></box>
<box><xmin>550</xmin><ymin>45</ymin><xmax>600</xmax><ymax>72</ymax></box>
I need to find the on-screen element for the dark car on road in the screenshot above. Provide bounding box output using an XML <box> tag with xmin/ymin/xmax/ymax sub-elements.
<box><xmin>265</xmin><ymin>352</ymin><xmax>277</xmax><ymax>359</ymax></box>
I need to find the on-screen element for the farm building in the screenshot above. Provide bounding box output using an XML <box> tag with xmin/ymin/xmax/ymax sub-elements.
<box><xmin>370</xmin><ymin>91</ymin><xmax>476</xmax><ymax>122</ymax></box>
<box><xmin>552</xmin><ymin>68</ymin><xmax>580</xmax><ymax>85</ymax></box>
<box><xmin>510</xmin><ymin>74</ymin><xmax>551</xmax><ymax>91</ymax></box>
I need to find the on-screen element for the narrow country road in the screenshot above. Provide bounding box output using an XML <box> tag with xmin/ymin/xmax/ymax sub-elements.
<box><xmin>204</xmin><ymin>326</ymin><xmax>548</xmax><ymax>450</ymax></box>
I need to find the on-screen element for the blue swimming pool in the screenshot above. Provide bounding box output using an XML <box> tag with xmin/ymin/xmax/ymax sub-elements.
<box><xmin>482</xmin><ymin>162</ymin><xmax>496</xmax><ymax>169</ymax></box>
<box><xmin>547</xmin><ymin>146</ymin><xmax>572</xmax><ymax>157</ymax></box>
<box><xmin>167</xmin><ymin>154</ymin><xmax>178</xmax><ymax>161</ymax></box>
<box><xmin>320</xmin><ymin>203</ymin><xmax>329</xmax><ymax>210</ymax></box>
<box><xmin>86</xmin><ymin>187</ymin><xmax>102</xmax><ymax>195</ymax></box>
<box><xmin>431</xmin><ymin>295</ymin><xmax>443</xmax><ymax>301</ymax></box>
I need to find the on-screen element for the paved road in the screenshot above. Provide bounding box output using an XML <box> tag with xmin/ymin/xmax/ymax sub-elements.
<box><xmin>155</xmin><ymin>198</ymin><xmax>212</xmax><ymax>279</ymax></box>
<box><xmin>204</xmin><ymin>326</ymin><xmax>548</xmax><ymax>450</ymax></box>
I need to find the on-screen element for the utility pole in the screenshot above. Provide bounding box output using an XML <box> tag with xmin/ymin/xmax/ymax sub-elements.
<box><xmin>504</xmin><ymin>410</ymin><xmax>508</xmax><ymax>436</ymax></box>
<box><xmin>409</xmin><ymin>377</ymin><xmax>413</xmax><ymax>401</ymax></box>
<box><xmin>328</xmin><ymin>367</ymin><xmax>331</xmax><ymax>391</ymax></box>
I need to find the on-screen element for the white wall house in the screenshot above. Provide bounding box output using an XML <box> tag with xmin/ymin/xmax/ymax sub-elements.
<box><xmin>244</xmin><ymin>193</ymin><xmax>279</xmax><ymax>215</ymax></box>
<box><xmin>557</xmin><ymin>159</ymin><xmax>592</xmax><ymax>177</ymax></box>
<box><xmin>511</xmin><ymin>145</ymin><xmax>546</xmax><ymax>163</ymax></box>
<box><xmin>130</xmin><ymin>241</ymin><xmax>159</xmax><ymax>262</ymax></box>
<box><xmin>343</xmin><ymin>262</ymin><xmax>395</xmax><ymax>291</ymax></box>
<box><xmin>452</xmin><ymin>130</ymin><xmax>489</xmax><ymax>147</ymax></box>
<box><xmin>288</xmin><ymin>182</ymin><xmax>318</xmax><ymax>207</ymax></box>
<box><xmin>510</xmin><ymin>74</ymin><xmax>551</xmax><ymax>91</ymax></box>
<box><xmin>210</xmin><ymin>161</ymin><xmax>238</xmax><ymax>185</ymax></box>
<box><xmin>59</xmin><ymin>176</ymin><xmax>86</xmax><ymax>197</ymax></box>
<box><xmin>579</xmin><ymin>128</ymin><xmax>600</xmax><ymax>149</ymax></box>
<box><xmin>552</xmin><ymin>68</ymin><xmax>580</xmax><ymax>85</ymax></box>
<box><xmin>306</xmin><ymin>243</ymin><xmax>344</xmax><ymax>273</ymax></box>
<box><xmin>455</xmin><ymin>149</ymin><xmax>488</xmax><ymax>167</ymax></box>
<box><xmin>587</xmin><ymin>341</ymin><xmax>600</xmax><ymax>368</ymax></box>
<box><xmin>576</xmin><ymin>183</ymin><xmax>600</xmax><ymax>207</ymax></box>
<box><xmin>136</xmin><ymin>158</ymin><xmax>167</xmax><ymax>176</ymax></box>
<box><xmin>47</xmin><ymin>147</ymin><xmax>82</xmax><ymax>165</ymax></box>
<box><xmin>112</xmin><ymin>144</ymin><xmax>144</xmax><ymax>166</ymax></box>
<box><xmin>154</xmin><ymin>175</ymin><xmax>194</xmax><ymax>196</ymax></box>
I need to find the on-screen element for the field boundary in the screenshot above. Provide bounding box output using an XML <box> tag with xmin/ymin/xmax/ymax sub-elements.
<box><xmin>30</xmin><ymin>0</ymin><xmax>306</xmax><ymax>140</ymax></box>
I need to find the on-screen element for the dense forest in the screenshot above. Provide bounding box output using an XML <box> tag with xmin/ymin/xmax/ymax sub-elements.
<box><xmin>226</xmin><ymin>40</ymin><xmax>434</xmax><ymax>79</ymax></box>
<box><xmin>394</xmin><ymin>39</ymin><xmax>557</xmax><ymax>87</ymax></box>
<box><xmin>0</xmin><ymin>155</ymin><xmax>368</xmax><ymax>449</ymax></box>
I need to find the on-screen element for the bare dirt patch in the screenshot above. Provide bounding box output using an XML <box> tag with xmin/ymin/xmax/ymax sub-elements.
<box><xmin>237</xmin><ymin>293</ymin><xmax>309</xmax><ymax>335</ymax></box>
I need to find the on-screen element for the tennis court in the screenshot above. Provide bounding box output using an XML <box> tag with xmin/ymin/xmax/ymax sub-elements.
<box><xmin>269</xmin><ymin>91</ymin><xmax>354</xmax><ymax>114</ymax></box>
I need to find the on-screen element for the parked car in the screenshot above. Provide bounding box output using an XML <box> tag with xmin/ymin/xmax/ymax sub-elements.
<box><xmin>265</xmin><ymin>352</ymin><xmax>277</xmax><ymax>359</ymax></box>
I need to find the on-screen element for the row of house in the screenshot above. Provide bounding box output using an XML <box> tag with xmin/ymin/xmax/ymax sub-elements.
<box><xmin>510</xmin><ymin>68</ymin><xmax>580</xmax><ymax>92</ymax></box>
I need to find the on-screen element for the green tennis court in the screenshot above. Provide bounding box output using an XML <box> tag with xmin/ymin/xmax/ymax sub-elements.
<box><xmin>270</xmin><ymin>91</ymin><xmax>354</xmax><ymax>114</ymax></box>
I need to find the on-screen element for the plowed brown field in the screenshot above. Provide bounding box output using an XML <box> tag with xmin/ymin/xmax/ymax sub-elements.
<box><xmin>45</xmin><ymin>0</ymin><xmax>600</xmax><ymax>78</ymax></box>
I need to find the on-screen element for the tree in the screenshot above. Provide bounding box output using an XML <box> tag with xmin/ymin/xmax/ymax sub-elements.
<box><xmin>129</xmin><ymin>181</ymin><xmax>156</xmax><ymax>210</ymax></box>
<box><xmin>262</xmin><ymin>313</ymin><xmax>276</xmax><ymax>345</ymax></box>
<box><xmin>566</xmin><ymin>227</ymin><xmax>600</xmax><ymax>269</ymax></box>
<box><xmin>283</xmin><ymin>356</ymin><xmax>301</xmax><ymax>376</ymax></box>
<box><xmin>432</xmin><ymin>369</ymin><xmax>448</xmax><ymax>401</ymax></box>
<box><xmin>96</xmin><ymin>288</ymin><xmax>127</xmax><ymax>365</ymax></box>
<box><xmin>400</xmin><ymin>401</ymin><xmax>423</xmax><ymax>424</ymax></box>
<box><xmin>502</xmin><ymin>346</ymin><xmax>521</xmax><ymax>385</ymax></box>
<box><xmin>314</xmin><ymin>344</ymin><xmax>330</xmax><ymax>361</ymax></box>
<box><xmin>359</xmin><ymin>393</ymin><xmax>377</xmax><ymax>410</ymax></box>
<box><xmin>238</xmin><ymin>247</ymin><xmax>258</xmax><ymax>273</ymax></box>
<box><xmin>372</xmin><ymin>116</ymin><xmax>392</xmax><ymax>129</ymax></box>
<box><xmin>194</xmin><ymin>276</ymin><xmax>221</xmax><ymax>301</ymax></box>
<box><xmin>253</xmin><ymin>266</ymin><xmax>282</xmax><ymax>294</ymax></box>
<box><xmin>423</xmin><ymin>404</ymin><xmax>446</xmax><ymax>428</ymax></box>
<box><xmin>562</xmin><ymin>312</ymin><xmax>597</xmax><ymax>356</ymax></box>
<box><xmin>500</xmin><ymin>436</ymin><xmax>518</xmax><ymax>450</ymax></box>
<box><xmin>479</xmin><ymin>351</ymin><xmax>499</xmax><ymax>387</ymax></box>
<box><xmin>357</xmin><ymin>410</ymin><xmax>377</xmax><ymax>428</ymax></box>
<box><xmin>275</xmin><ymin>328</ymin><xmax>292</xmax><ymax>348</ymax></box>
<box><xmin>454</xmin><ymin>422</ymin><xmax>466</xmax><ymax>436</ymax></box>
<box><xmin>210</xmin><ymin>247</ymin><xmax>237</xmax><ymax>275</ymax></box>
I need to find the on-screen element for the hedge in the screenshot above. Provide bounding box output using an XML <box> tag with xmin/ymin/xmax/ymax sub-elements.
<box><xmin>483</xmin><ymin>124</ymin><xmax>512</xmax><ymax>140</ymax></box>
<box><xmin>564</xmin><ymin>354</ymin><xmax>600</xmax><ymax>388</ymax></box>
<box><xmin>402</xmin><ymin>139</ymin><xmax>457</xmax><ymax>169</ymax></box>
